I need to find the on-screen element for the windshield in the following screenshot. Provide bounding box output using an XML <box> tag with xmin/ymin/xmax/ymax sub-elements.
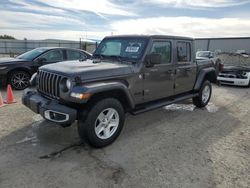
<box><xmin>17</xmin><ymin>48</ymin><xmax>47</xmax><ymax>61</ymax></box>
<box><xmin>196</xmin><ymin>51</ymin><xmax>210</xmax><ymax>58</ymax></box>
<box><xmin>93</xmin><ymin>37</ymin><xmax>148</xmax><ymax>61</ymax></box>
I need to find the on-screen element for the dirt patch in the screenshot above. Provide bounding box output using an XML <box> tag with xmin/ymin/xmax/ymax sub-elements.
<box><xmin>0</xmin><ymin>86</ymin><xmax>249</xmax><ymax>188</ymax></box>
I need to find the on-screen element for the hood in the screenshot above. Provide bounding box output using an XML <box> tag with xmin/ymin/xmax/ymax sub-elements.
<box><xmin>222</xmin><ymin>66</ymin><xmax>250</xmax><ymax>73</ymax></box>
<box><xmin>40</xmin><ymin>59</ymin><xmax>134</xmax><ymax>80</ymax></box>
<box><xmin>0</xmin><ymin>58</ymin><xmax>26</xmax><ymax>65</ymax></box>
<box><xmin>196</xmin><ymin>57</ymin><xmax>209</xmax><ymax>60</ymax></box>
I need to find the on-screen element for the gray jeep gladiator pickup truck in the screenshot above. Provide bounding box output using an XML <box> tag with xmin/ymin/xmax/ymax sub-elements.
<box><xmin>22</xmin><ymin>35</ymin><xmax>217</xmax><ymax>148</ymax></box>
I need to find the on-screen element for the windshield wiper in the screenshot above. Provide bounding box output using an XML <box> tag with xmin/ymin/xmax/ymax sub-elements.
<box><xmin>106</xmin><ymin>55</ymin><xmax>123</xmax><ymax>62</ymax></box>
<box><xmin>93</xmin><ymin>54</ymin><xmax>136</xmax><ymax>65</ymax></box>
<box><xmin>109</xmin><ymin>55</ymin><xmax>138</xmax><ymax>65</ymax></box>
<box><xmin>93</xmin><ymin>54</ymin><xmax>104</xmax><ymax>60</ymax></box>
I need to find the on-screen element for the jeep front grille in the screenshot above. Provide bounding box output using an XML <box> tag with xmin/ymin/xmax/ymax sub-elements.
<box><xmin>37</xmin><ymin>70</ymin><xmax>62</xmax><ymax>99</ymax></box>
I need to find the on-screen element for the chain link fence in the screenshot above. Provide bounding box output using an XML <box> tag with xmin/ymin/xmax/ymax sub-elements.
<box><xmin>0</xmin><ymin>39</ymin><xmax>97</xmax><ymax>57</ymax></box>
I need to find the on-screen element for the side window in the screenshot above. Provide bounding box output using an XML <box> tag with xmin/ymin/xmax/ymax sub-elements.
<box><xmin>177</xmin><ymin>42</ymin><xmax>191</xmax><ymax>62</ymax></box>
<box><xmin>39</xmin><ymin>50</ymin><xmax>63</xmax><ymax>62</ymax></box>
<box><xmin>150</xmin><ymin>41</ymin><xmax>171</xmax><ymax>64</ymax></box>
<box><xmin>67</xmin><ymin>50</ymin><xmax>86</xmax><ymax>60</ymax></box>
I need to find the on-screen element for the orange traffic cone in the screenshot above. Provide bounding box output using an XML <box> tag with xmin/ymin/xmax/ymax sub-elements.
<box><xmin>5</xmin><ymin>85</ymin><xmax>16</xmax><ymax>104</ymax></box>
<box><xmin>0</xmin><ymin>92</ymin><xmax>7</xmax><ymax>107</ymax></box>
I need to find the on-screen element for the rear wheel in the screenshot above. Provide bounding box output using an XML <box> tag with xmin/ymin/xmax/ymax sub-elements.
<box><xmin>77</xmin><ymin>98</ymin><xmax>125</xmax><ymax>148</ymax></box>
<box><xmin>193</xmin><ymin>80</ymin><xmax>212</xmax><ymax>108</ymax></box>
<box><xmin>9</xmin><ymin>71</ymin><xmax>30</xmax><ymax>90</ymax></box>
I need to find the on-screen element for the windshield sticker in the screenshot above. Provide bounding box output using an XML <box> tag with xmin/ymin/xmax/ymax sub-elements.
<box><xmin>125</xmin><ymin>46</ymin><xmax>140</xmax><ymax>53</ymax></box>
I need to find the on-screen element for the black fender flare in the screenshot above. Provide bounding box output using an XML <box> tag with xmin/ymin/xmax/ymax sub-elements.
<box><xmin>194</xmin><ymin>67</ymin><xmax>217</xmax><ymax>91</ymax></box>
<box><xmin>70</xmin><ymin>81</ymin><xmax>135</xmax><ymax>109</ymax></box>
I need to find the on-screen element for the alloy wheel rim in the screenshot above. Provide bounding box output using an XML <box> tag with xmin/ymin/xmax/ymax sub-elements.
<box><xmin>11</xmin><ymin>73</ymin><xmax>29</xmax><ymax>89</ymax></box>
<box><xmin>94</xmin><ymin>108</ymin><xmax>119</xmax><ymax>140</ymax></box>
<box><xmin>202</xmin><ymin>85</ymin><xmax>210</xmax><ymax>103</ymax></box>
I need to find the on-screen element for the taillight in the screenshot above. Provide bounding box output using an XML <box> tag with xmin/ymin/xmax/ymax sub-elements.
<box><xmin>219</xmin><ymin>63</ymin><xmax>224</xmax><ymax>72</ymax></box>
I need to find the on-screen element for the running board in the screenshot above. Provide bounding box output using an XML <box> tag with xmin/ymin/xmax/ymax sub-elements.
<box><xmin>131</xmin><ymin>93</ymin><xmax>199</xmax><ymax>115</ymax></box>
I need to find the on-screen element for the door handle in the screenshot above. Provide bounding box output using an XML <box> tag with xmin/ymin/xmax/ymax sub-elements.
<box><xmin>150</xmin><ymin>68</ymin><xmax>158</xmax><ymax>72</ymax></box>
<box><xmin>185</xmin><ymin>68</ymin><xmax>192</xmax><ymax>71</ymax></box>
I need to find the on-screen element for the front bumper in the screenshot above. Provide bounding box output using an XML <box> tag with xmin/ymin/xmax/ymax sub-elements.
<box><xmin>22</xmin><ymin>89</ymin><xmax>77</xmax><ymax>125</ymax></box>
<box><xmin>217</xmin><ymin>76</ymin><xmax>250</xmax><ymax>86</ymax></box>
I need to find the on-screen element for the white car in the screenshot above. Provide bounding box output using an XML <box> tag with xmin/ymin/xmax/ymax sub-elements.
<box><xmin>196</xmin><ymin>51</ymin><xmax>215</xmax><ymax>60</ymax></box>
<box><xmin>218</xmin><ymin>66</ymin><xmax>250</xmax><ymax>87</ymax></box>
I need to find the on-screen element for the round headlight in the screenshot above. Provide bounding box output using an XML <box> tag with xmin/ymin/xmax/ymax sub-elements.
<box><xmin>66</xmin><ymin>79</ymin><xmax>71</xmax><ymax>90</ymax></box>
<box><xmin>30</xmin><ymin>73</ymin><xmax>37</xmax><ymax>86</ymax></box>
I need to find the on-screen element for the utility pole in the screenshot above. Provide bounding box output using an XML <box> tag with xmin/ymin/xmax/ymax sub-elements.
<box><xmin>79</xmin><ymin>38</ymin><xmax>81</xmax><ymax>49</ymax></box>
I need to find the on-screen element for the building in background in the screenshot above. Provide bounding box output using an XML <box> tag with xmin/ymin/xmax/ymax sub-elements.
<box><xmin>195</xmin><ymin>37</ymin><xmax>250</xmax><ymax>54</ymax></box>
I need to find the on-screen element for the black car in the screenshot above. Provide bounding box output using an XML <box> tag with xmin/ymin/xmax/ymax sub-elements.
<box><xmin>0</xmin><ymin>47</ymin><xmax>92</xmax><ymax>90</ymax></box>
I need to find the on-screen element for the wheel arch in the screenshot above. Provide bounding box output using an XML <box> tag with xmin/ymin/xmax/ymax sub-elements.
<box><xmin>7</xmin><ymin>67</ymin><xmax>32</xmax><ymax>80</ymax></box>
<box><xmin>82</xmin><ymin>82</ymin><xmax>135</xmax><ymax>112</ymax></box>
<box><xmin>194</xmin><ymin>68</ymin><xmax>217</xmax><ymax>91</ymax></box>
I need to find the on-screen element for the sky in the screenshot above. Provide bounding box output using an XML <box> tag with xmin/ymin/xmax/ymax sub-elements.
<box><xmin>0</xmin><ymin>0</ymin><xmax>250</xmax><ymax>40</ymax></box>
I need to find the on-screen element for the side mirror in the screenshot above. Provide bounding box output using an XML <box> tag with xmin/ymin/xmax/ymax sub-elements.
<box><xmin>36</xmin><ymin>57</ymin><xmax>46</xmax><ymax>64</ymax></box>
<box><xmin>146</xmin><ymin>53</ymin><xmax>161</xmax><ymax>67</ymax></box>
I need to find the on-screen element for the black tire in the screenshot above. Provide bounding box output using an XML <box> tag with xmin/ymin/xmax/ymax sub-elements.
<box><xmin>193</xmin><ymin>80</ymin><xmax>212</xmax><ymax>108</ymax></box>
<box><xmin>77</xmin><ymin>98</ymin><xmax>125</xmax><ymax>148</ymax></box>
<box><xmin>8</xmin><ymin>70</ymin><xmax>30</xmax><ymax>90</ymax></box>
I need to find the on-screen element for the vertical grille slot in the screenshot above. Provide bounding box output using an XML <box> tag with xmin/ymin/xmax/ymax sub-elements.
<box><xmin>48</xmin><ymin>73</ymin><xmax>52</xmax><ymax>95</ymax></box>
<box><xmin>51</xmin><ymin>74</ymin><xmax>55</xmax><ymax>96</ymax></box>
<box><xmin>45</xmin><ymin>72</ymin><xmax>49</xmax><ymax>94</ymax></box>
<box><xmin>37</xmin><ymin>70</ymin><xmax>62</xmax><ymax>99</ymax></box>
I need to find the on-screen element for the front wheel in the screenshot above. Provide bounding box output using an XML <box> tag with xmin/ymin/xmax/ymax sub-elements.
<box><xmin>77</xmin><ymin>98</ymin><xmax>125</xmax><ymax>148</ymax></box>
<box><xmin>193</xmin><ymin>80</ymin><xmax>212</xmax><ymax>108</ymax></box>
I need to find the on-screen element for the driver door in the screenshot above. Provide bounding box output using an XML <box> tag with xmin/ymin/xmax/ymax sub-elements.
<box><xmin>143</xmin><ymin>40</ymin><xmax>175</xmax><ymax>102</ymax></box>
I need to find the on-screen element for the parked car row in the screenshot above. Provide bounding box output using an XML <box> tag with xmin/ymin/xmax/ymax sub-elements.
<box><xmin>1</xmin><ymin>47</ymin><xmax>248</xmax><ymax>90</ymax></box>
<box><xmin>0</xmin><ymin>47</ymin><xmax>91</xmax><ymax>89</ymax></box>
<box><xmin>217</xmin><ymin>66</ymin><xmax>250</xmax><ymax>87</ymax></box>
<box><xmin>196</xmin><ymin>51</ymin><xmax>250</xmax><ymax>87</ymax></box>
<box><xmin>0</xmin><ymin>36</ymin><xmax>248</xmax><ymax>148</ymax></box>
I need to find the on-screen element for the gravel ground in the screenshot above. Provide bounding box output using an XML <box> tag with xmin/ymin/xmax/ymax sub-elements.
<box><xmin>0</xmin><ymin>85</ymin><xmax>249</xmax><ymax>188</ymax></box>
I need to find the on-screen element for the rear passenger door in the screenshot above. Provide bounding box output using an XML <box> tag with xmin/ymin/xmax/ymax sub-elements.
<box><xmin>66</xmin><ymin>50</ymin><xmax>87</xmax><ymax>61</ymax></box>
<box><xmin>174</xmin><ymin>41</ymin><xmax>197</xmax><ymax>95</ymax></box>
<box><xmin>143</xmin><ymin>40</ymin><xmax>175</xmax><ymax>102</ymax></box>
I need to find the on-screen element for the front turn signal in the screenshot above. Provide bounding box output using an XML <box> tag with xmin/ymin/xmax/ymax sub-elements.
<box><xmin>70</xmin><ymin>92</ymin><xmax>92</xmax><ymax>100</ymax></box>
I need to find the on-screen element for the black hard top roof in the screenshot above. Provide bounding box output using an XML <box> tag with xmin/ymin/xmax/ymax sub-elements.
<box><xmin>105</xmin><ymin>34</ymin><xmax>194</xmax><ymax>41</ymax></box>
